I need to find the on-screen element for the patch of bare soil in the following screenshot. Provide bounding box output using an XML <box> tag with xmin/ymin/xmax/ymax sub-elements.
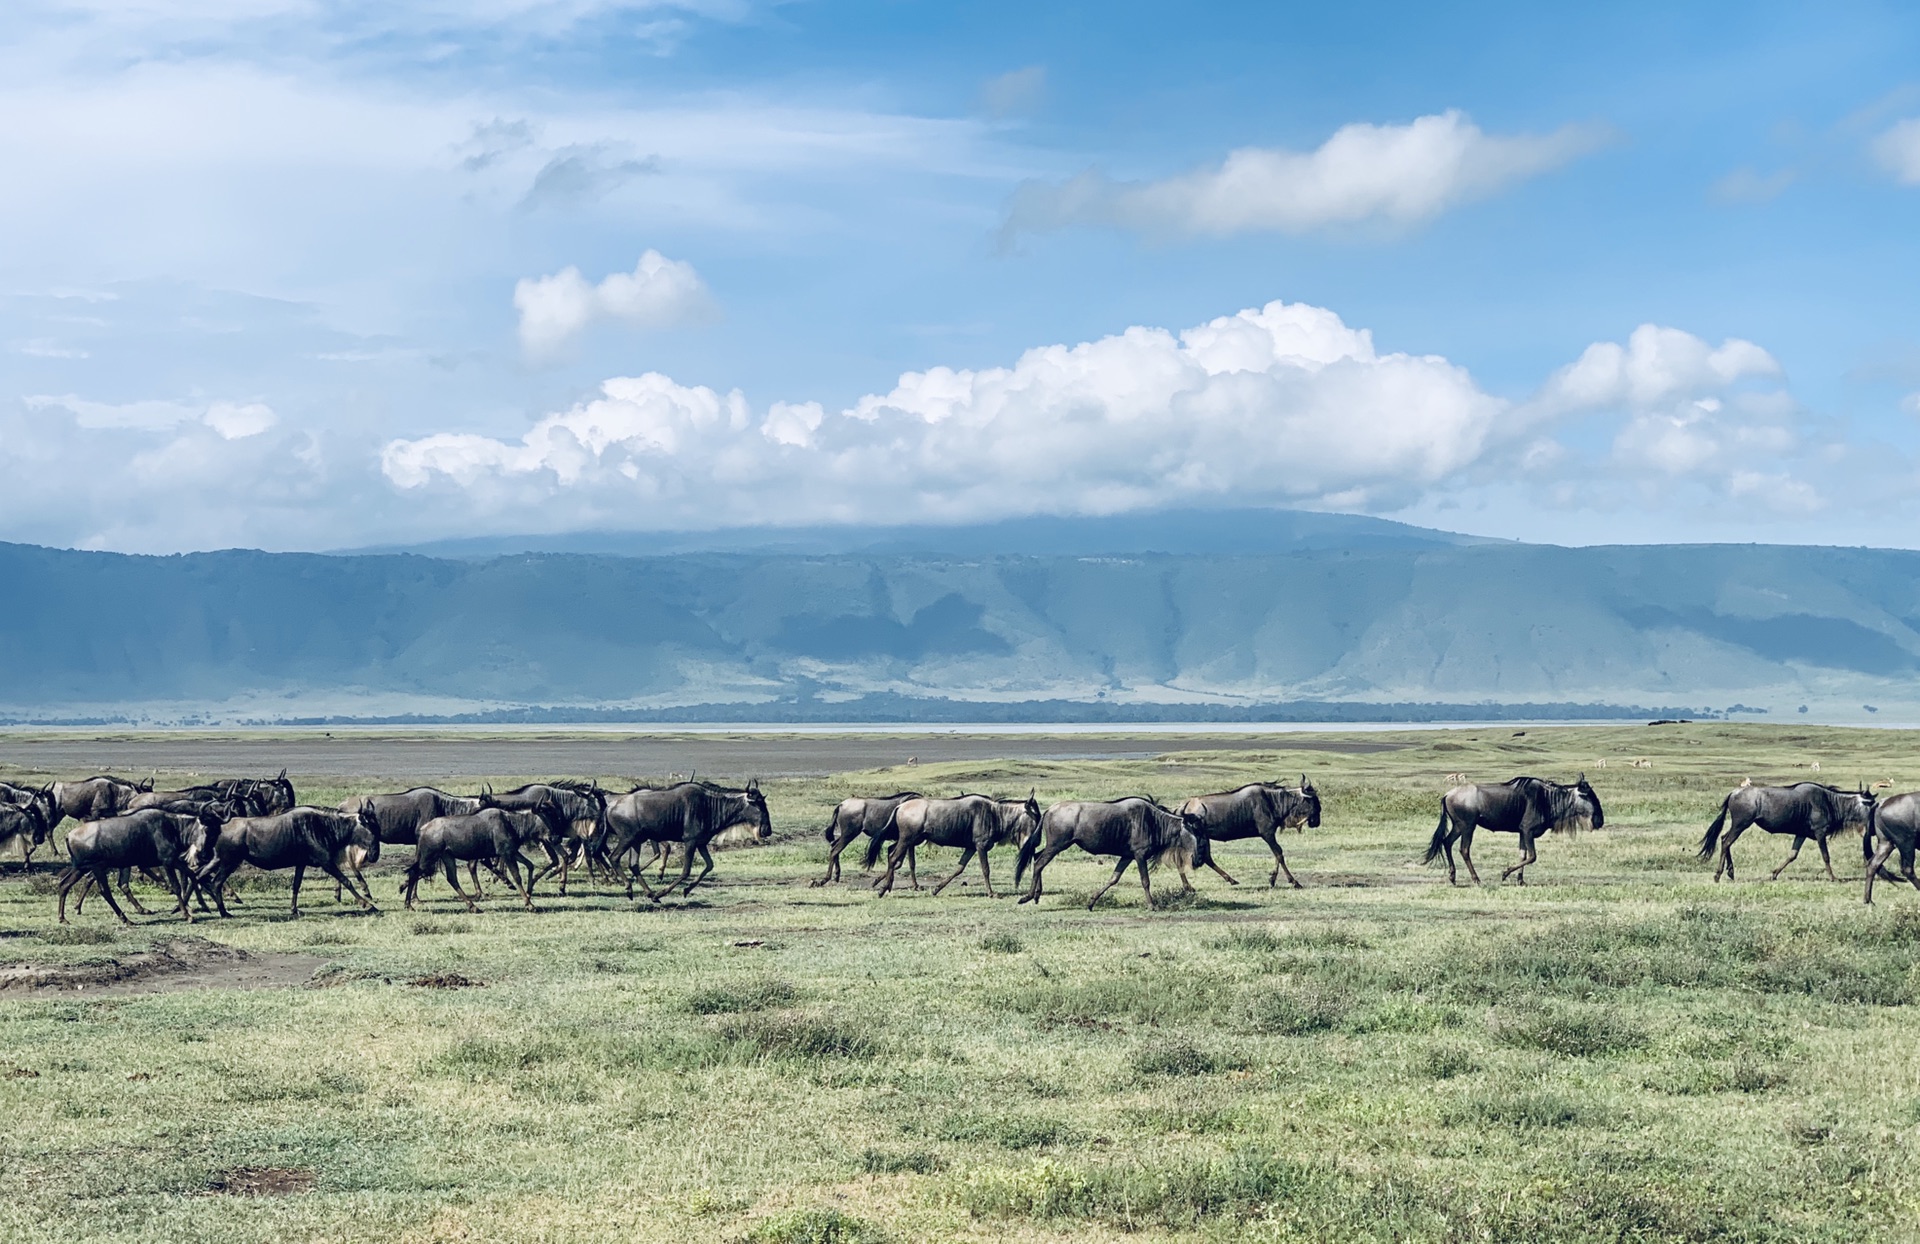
<box><xmin>207</xmin><ymin>1166</ymin><xmax>315</xmax><ymax>1196</ymax></box>
<box><xmin>0</xmin><ymin>937</ymin><xmax>327</xmax><ymax>997</ymax></box>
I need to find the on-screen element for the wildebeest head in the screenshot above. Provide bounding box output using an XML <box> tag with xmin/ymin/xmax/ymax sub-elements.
<box><xmin>1294</xmin><ymin>775</ymin><xmax>1322</xmax><ymax>829</ymax></box>
<box><xmin>354</xmin><ymin>801</ymin><xmax>383</xmax><ymax>864</ymax></box>
<box><xmin>1575</xmin><ymin>773</ymin><xmax>1604</xmax><ymax>830</ymax></box>
<box><xmin>744</xmin><ymin>779</ymin><xmax>772</xmax><ymax>841</ymax></box>
<box><xmin>183</xmin><ymin>805</ymin><xmax>229</xmax><ymax>872</ymax></box>
<box><xmin>260</xmin><ymin>769</ymin><xmax>296</xmax><ymax>814</ymax></box>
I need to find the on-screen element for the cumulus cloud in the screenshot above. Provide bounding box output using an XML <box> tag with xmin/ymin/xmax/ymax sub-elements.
<box><xmin>387</xmin><ymin>299</ymin><xmax>1509</xmax><ymax>525</ymax></box>
<box><xmin>1003</xmin><ymin>110</ymin><xmax>1606</xmax><ymax>242</ymax></box>
<box><xmin>1872</xmin><ymin>118</ymin><xmax>1920</xmax><ymax>184</ymax></box>
<box><xmin>513</xmin><ymin>250</ymin><xmax>716</xmax><ymax>361</ymax></box>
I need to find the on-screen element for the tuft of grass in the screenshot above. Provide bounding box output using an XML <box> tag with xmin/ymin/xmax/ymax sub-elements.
<box><xmin>1235</xmin><ymin>981</ymin><xmax>1350</xmax><ymax>1035</ymax></box>
<box><xmin>740</xmin><ymin>1207</ymin><xmax>887</xmax><ymax>1244</ymax></box>
<box><xmin>859</xmin><ymin>1148</ymin><xmax>944</xmax><ymax>1175</ymax></box>
<box><xmin>1487</xmin><ymin>1001</ymin><xmax>1647</xmax><ymax>1057</ymax></box>
<box><xmin>979</xmin><ymin>932</ymin><xmax>1023</xmax><ymax>954</ymax></box>
<box><xmin>715</xmin><ymin>1011</ymin><xmax>877</xmax><ymax>1060</ymax></box>
<box><xmin>686</xmin><ymin>977</ymin><xmax>799</xmax><ymax>1014</ymax></box>
<box><xmin>937</xmin><ymin>1113</ymin><xmax>1080</xmax><ymax>1149</ymax></box>
<box><xmin>1419</xmin><ymin>1042</ymin><xmax>1477</xmax><ymax>1080</ymax></box>
<box><xmin>1453</xmin><ymin>1087</ymin><xmax>1602</xmax><ymax>1130</ymax></box>
<box><xmin>1131</xmin><ymin>1039</ymin><xmax>1217</xmax><ymax>1077</ymax></box>
<box><xmin>35</xmin><ymin>926</ymin><xmax>114</xmax><ymax>945</ymax></box>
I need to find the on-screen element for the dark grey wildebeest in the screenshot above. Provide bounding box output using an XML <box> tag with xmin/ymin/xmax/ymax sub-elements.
<box><xmin>51</xmin><ymin>775</ymin><xmax>151</xmax><ymax>826</ymax></box>
<box><xmin>402</xmin><ymin>798</ymin><xmax>570</xmax><ymax>912</ymax></box>
<box><xmin>1180</xmin><ymin>777</ymin><xmax>1321</xmax><ymax>889</ymax></box>
<box><xmin>602</xmin><ymin>780</ymin><xmax>771</xmax><ymax>900</ymax></box>
<box><xmin>55</xmin><ymin>807</ymin><xmax>221</xmax><ymax>924</ymax></box>
<box><xmin>0</xmin><ymin>783</ymin><xmax>59</xmax><ymax>869</ymax></box>
<box><xmin>812</xmin><ymin>791</ymin><xmax>923</xmax><ymax>887</ymax></box>
<box><xmin>1425</xmin><ymin>775</ymin><xmax>1603</xmax><ymax>885</ymax></box>
<box><xmin>191</xmin><ymin>805</ymin><xmax>382</xmax><ymax>918</ymax></box>
<box><xmin>1699</xmin><ymin>781</ymin><xmax>1875</xmax><ymax>883</ymax></box>
<box><xmin>472</xmin><ymin>782</ymin><xmax>607</xmax><ymax>894</ymax></box>
<box><xmin>1014</xmin><ymin>797</ymin><xmax>1201</xmax><ymax>911</ymax></box>
<box><xmin>1862</xmin><ymin>792</ymin><xmax>1920</xmax><ymax>905</ymax></box>
<box><xmin>872</xmin><ymin>792</ymin><xmax>1041</xmax><ymax>899</ymax></box>
<box><xmin>338</xmin><ymin>786</ymin><xmax>486</xmax><ymax>900</ymax></box>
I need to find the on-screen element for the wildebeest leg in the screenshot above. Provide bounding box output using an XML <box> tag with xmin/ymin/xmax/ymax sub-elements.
<box><xmin>1198</xmin><ymin>840</ymin><xmax>1238</xmax><ymax>887</ymax></box>
<box><xmin>54</xmin><ymin>867</ymin><xmax>85</xmax><ymax>923</ymax></box>
<box><xmin>1261</xmin><ymin>831</ymin><xmax>1301</xmax><ymax>889</ymax></box>
<box><xmin>93</xmin><ymin>869</ymin><xmax>134</xmax><ymax>925</ymax></box>
<box><xmin>1866</xmin><ymin>836</ymin><xmax>1899</xmax><ymax>904</ymax></box>
<box><xmin>1501</xmin><ymin>832</ymin><xmax>1536</xmax><ymax>884</ymax></box>
<box><xmin>813</xmin><ymin>825</ymin><xmax>859</xmax><ymax>887</ymax></box>
<box><xmin>1769</xmin><ymin>836</ymin><xmax>1806</xmax><ymax>881</ymax></box>
<box><xmin>874</xmin><ymin>835</ymin><xmax>913</xmax><ymax>897</ymax></box>
<box><xmin>1715</xmin><ymin>819</ymin><xmax>1748</xmax><ymax>882</ymax></box>
<box><xmin>1815</xmin><ymin>835</ymin><xmax>1838</xmax><ymax>882</ymax></box>
<box><xmin>931</xmin><ymin>847</ymin><xmax>976</xmax><ymax>896</ymax></box>
<box><xmin>1085</xmin><ymin>857</ymin><xmax>1131</xmax><ymax>910</ymax></box>
<box><xmin>289</xmin><ymin>864</ymin><xmax>306</xmax><ymax>917</ymax></box>
<box><xmin>624</xmin><ymin>846</ymin><xmax>660</xmax><ymax>904</ymax></box>
<box><xmin>110</xmin><ymin>867</ymin><xmax>153</xmax><ymax>915</ymax></box>
<box><xmin>509</xmin><ymin>851</ymin><xmax>537</xmax><ymax>909</ymax></box>
<box><xmin>907</xmin><ymin>844</ymin><xmax>920</xmax><ymax>891</ymax></box>
<box><xmin>978</xmin><ymin>847</ymin><xmax>1002</xmax><ymax>899</ymax></box>
<box><xmin>682</xmin><ymin>842</ymin><xmax>716</xmax><ymax>894</ymax></box>
<box><xmin>1457</xmin><ymin>827</ymin><xmax>1483</xmax><ymax>886</ymax></box>
<box><xmin>1017</xmin><ymin>842</ymin><xmax>1069</xmax><ymax>905</ymax></box>
<box><xmin>1135</xmin><ymin>857</ymin><xmax>1157</xmax><ymax>911</ymax></box>
<box><xmin>443</xmin><ymin>859</ymin><xmax>481</xmax><ymax>913</ymax></box>
<box><xmin>321</xmin><ymin>860</ymin><xmax>376</xmax><ymax>912</ymax></box>
<box><xmin>1903</xmin><ymin>846</ymin><xmax>1920</xmax><ymax>895</ymax></box>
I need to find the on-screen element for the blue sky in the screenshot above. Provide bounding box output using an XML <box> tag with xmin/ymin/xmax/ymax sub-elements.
<box><xmin>5</xmin><ymin>0</ymin><xmax>1920</xmax><ymax>551</ymax></box>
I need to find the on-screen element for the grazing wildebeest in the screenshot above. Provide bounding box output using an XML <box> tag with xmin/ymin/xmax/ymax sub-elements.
<box><xmin>1862</xmin><ymin>793</ymin><xmax>1920</xmax><ymax>904</ymax></box>
<box><xmin>51</xmin><ymin>775</ymin><xmax>151</xmax><ymax>826</ymax></box>
<box><xmin>1180</xmin><ymin>777</ymin><xmax>1322</xmax><ymax>889</ymax></box>
<box><xmin>55</xmin><ymin>807</ymin><xmax>221</xmax><ymax>924</ymax></box>
<box><xmin>873</xmin><ymin>792</ymin><xmax>1042</xmax><ymax>899</ymax></box>
<box><xmin>1014</xmin><ymin>797</ymin><xmax>1201</xmax><ymax>911</ymax></box>
<box><xmin>1424</xmin><ymin>775</ymin><xmax>1603</xmax><ymax>886</ymax></box>
<box><xmin>1698</xmin><ymin>781</ymin><xmax>1874</xmax><ymax>883</ymax></box>
<box><xmin>0</xmin><ymin>783</ymin><xmax>59</xmax><ymax>868</ymax></box>
<box><xmin>812</xmin><ymin>791</ymin><xmax>924</xmax><ymax>887</ymax></box>
<box><xmin>402</xmin><ymin>797</ymin><xmax>570</xmax><ymax>912</ymax></box>
<box><xmin>191</xmin><ymin>805</ymin><xmax>383</xmax><ymax>918</ymax></box>
<box><xmin>602</xmin><ymin>780</ymin><xmax>771</xmax><ymax>900</ymax></box>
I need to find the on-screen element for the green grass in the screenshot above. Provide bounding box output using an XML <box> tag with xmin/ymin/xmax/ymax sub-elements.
<box><xmin>2</xmin><ymin>722</ymin><xmax>1920</xmax><ymax>1240</ymax></box>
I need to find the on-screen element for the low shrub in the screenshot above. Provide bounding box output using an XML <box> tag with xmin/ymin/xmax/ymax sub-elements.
<box><xmin>1235</xmin><ymin>982</ymin><xmax>1350</xmax><ymax>1035</ymax></box>
<box><xmin>687</xmin><ymin>977</ymin><xmax>799</xmax><ymax>1014</ymax></box>
<box><xmin>739</xmin><ymin>1207</ymin><xmax>886</xmax><ymax>1244</ymax></box>
<box><xmin>1487</xmin><ymin>1002</ymin><xmax>1647</xmax><ymax>1057</ymax></box>
<box><xmin>1132</xmin><ymin>1039</ymin><xmax>1218</xmax><ymax>1076</ymax></box>
<box><xmin>716</xmin><ymin>1011</ymin><xmax>877</xmax><ymax>1060</ymax></box>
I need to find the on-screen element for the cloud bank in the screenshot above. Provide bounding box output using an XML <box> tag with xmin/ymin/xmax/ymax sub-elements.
<box><xmin>383</xmin><ymin>299</ymin><xmax>1819</xmax><ymax>534</ymax></box>
<box><xmin>1003</xmin><ymin>111</ymin><xmax>1606</xmax><ymax>242</ymax></box>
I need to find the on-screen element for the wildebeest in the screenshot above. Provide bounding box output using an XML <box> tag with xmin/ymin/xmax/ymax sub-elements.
<box><xmin>812</xmin><ymin>791</ymin><xmax>923</xmax><ymax>887</ymax></box>
<box><xmin>190</xmin><ymin>805</ymin><xmax>383</xmax><ymax>918</ymax></box>
<box><xmin>602</xmin><ymin>780</ymin><xmax>771</xmax><ymax>899</ymax></box>
<box><xmin>1698</xmin><ymin>781</ymin><xmax>1875</xmax><ymax>883</ymax></box>
<box><xmin>402</xmin><ymin>796</ymin><xmax>571</xmax><ymax>912</ymax></box>
<box><xmin>471</xmin><ymin>781</ymin><xmax>607</xmax><ymax>894</ymax></box>
<box><xmin>0</xmin><ymin>783</ymin><xmax>59</xmax><ymax>869</ymax></box>
<box><xmin>55</xmin><ymin>807</ymin><xmax>221</xmax><ymax>924</ymax></box>
<box><xmin>1424</xmin><ymin>775</ymin><xmax>1603</xmax><ymax>885</ymax></box>
<box><xmin>1180</xmin><ymin>777</ymin><xmax>1321</xmax><ymax>889</ymax></box>
<box><xmin>872</xmin><ymin>792</ymin><xmax>1041</xmax><ymax>899</ymax></box>
<box><xmin>51</xmin><ymin>774</ymin><xmax>151</xmax><ymax>826</ymax></box>
<box><xmin>1862</xmin><ymin>792</ymin><xmax>1920</xmax><ymax>904</ymax></box>
<box><xmin>1014</xmin><ymin>797</ymin><xmax>1200</xmax><ymax>910</ymax></box>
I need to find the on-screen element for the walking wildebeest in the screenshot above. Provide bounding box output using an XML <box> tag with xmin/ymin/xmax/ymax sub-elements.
<box><xmin>55</xmin><ymin>807</ymin><xmax>222</xmax><ymax>924</ymax></box>
<box><xmin>190</xmin><ymin>805</ymin><xmax>383</xmax><ymax>918</ymax></box>
<box><xmin>812</xmin><ymin>791</ymin><xmax>924</xmax><ymax>887</ymax></box>
<box><xmin>0</xmin><ymin>783</ymin><xmax>59</xmax><ymax>869</ymax></box>
<box><xmin>1180</xmin><ymin>777</ymin><xmax>1321</xmax><ymax>889</ymax></box>
<box><xmin>1424</xmin><ymin>775</ymin><xmax>1603</xmax><ymax>885</ymax></box>
<box><xmin>1862</xmin><ymin>792</ymin><xmax>1920</xmax><ymax>905</ymax></box>
<box><xmin>338</xmin><ymin>786</ymin><xmax>487</xmax><ymax>900</ymax></box>
<box><xmin>872</xmin><ymin>792</ymin><xmax>1041</xmax><ymax>899</ymax></box>
<box><xmin>1699</xmin><ymin>781</ymin><xmax>1875</xmax><ymax>883</ymax></box>
<box><xmin>402</xmin><ymin>797</ymin><xmax>570</xmax><ymax>912</ymax></box>
<box><xmin>469</xmin><ymin>782</ymin><xmax>607</xmax><ymax>894</ymax></box>
<box><xmin>51</xmin><ymin>774</ymin><xmax>151</xmax><ymax>826</ymax></box>
<box><xmin>1014</xmin><ymin>797</ymin><xmax>1201</xmax><ymax>911</ymax></box>
<box><xmin>602</xmin><ymin>780</ymin><xmax>771</xmax><ymax>900</ymax></box>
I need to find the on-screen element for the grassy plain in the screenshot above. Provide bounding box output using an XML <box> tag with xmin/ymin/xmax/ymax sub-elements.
<box><xmin>3</xmin><ymin>723</ymin><xmax>1920</xmax><ymax>1242</ymax></box>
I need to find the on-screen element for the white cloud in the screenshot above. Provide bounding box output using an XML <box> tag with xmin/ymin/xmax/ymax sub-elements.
<box><xmin>1004</xmin><ymin>110</ymin><xmax>1606</xmax><ymax>241</ymax></box>
<box><xmin>203</xmin><ymin>400</ymin><xmax>278</xmax><ymax>438</ymax></box>
<box><xmin>981</xmin><ymin>66</ymin><xmax>1046</xmax><ymax>119</ymax></box>
<box><xmin>1532</xmin><ymin>324</ymin><xmax>1779</xmax><ymax>415</ymax></box>
<box><xmin>25</xmin><ymin>393</ymin><xmax>278</xmax><ymax>439</ymax></box>
<box><xmin>1872</xmin><ymin>118</ymin><xmax>1920</xmax><ymax>184</ymax></box>
<box><xmin>513</xmin><ymin>250</ymin><xmax>716</xmax><ymax>361</ymax></box>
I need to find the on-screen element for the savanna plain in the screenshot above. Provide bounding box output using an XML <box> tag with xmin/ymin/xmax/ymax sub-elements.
<box><xmin>4</xmin><ymin>723</ymin><xmax>1920</xmax><ymax>1244</ymax></box>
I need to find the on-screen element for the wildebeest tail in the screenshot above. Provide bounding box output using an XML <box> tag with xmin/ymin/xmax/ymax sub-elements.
<box><xmin>1423</xmin><ymin>804</ymin><xmax>1450</xmax><ymax>864</ymax></box>
<box><xmin>1698</xmin><ymin>798</ymin><xmax>1730</xmax><ymax>860</ymax></box>
<box><xmin>822</xmin><ymin>806</ymin><xmax>841</xmax><ymax>845</ymax></box>
<box><xmin>863</xmin><ymin>806</ymin><xmax>901</xmax><ymax>870</ymax></box>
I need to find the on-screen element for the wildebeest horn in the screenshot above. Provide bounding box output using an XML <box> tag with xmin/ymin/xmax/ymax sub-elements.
<box><xmin>276</xmin><ymin>768</ymin><xmax>287</xmax><ymax>782</ymax></box>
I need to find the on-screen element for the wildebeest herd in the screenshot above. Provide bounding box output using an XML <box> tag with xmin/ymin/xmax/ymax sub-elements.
<box><xmin>2</xmin><ymin>766</ymin><xmax>1918</xmax><ymax>924</ymax></box>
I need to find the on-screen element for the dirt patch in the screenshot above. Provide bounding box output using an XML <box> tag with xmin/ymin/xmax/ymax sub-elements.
<box><xmin>207</xmin><ymin>1166</ymin><xmax>315</xmax><ymax>1196</ymax></box>
<box><xmin>407</xmin><ymin>972</ymin><xmax>483</xmax><ymax>989</ymax></box>
<box><xmin>0</xmin><ymin>937</ymin><xmax>327</xmax><ymax>997</ymax></box>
